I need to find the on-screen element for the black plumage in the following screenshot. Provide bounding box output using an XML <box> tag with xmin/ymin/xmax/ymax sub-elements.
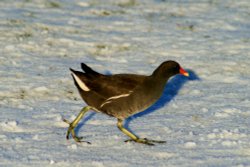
<box><xmin>64</xmin><ymin>60</ymin><xmax>189</xmax><ymax>145</ymax></box>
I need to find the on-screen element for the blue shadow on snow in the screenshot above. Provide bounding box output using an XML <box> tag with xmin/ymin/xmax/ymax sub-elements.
<box><xmin>124</xmin><ymin>69</ymin><xmax>200</xmax><ymax>134</ymax></box>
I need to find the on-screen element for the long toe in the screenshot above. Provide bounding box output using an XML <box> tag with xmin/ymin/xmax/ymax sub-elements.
<box><xmin>66</xmin><ymin>128</ymin><xmax>72</xmax><ymax>140</ymax></box>
<box><xmin>143</xmin><ymin>138</ymin><xmax>166</xmax><ymax>144</ymax></box>
<box><xmin>139</xmin><ymin>139</ymin><xmax>155</xmax><ymax>146</ymax></box>
<box><xmin>73</xmin><ymin>136</ymin><xmax>91</xmax><ymax>144</ymax></box>
<box><xmin>125</xmin><ymin>138</ymin><xmax>166</xmax><ymax>146</ymax></box>
<box><xmin>63</xmin><ymin>118</ymin><xmax>71</xmax><ymax>124</ymax></box>
<box><xmin>70</xmin><ymin>129</ymin><xmax>91</xmax><ymax>144</ymax></box>
<box><xmin>124</xmin><ymin>138</ymin><xmax>154</xmax><ymax>146</ymax></box>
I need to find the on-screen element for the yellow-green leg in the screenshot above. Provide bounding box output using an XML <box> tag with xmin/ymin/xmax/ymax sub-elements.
<box><xmin>63</xmin><ymin>106</ymin><xmax>92</xmax><ymax>144</ymax></box>
<box><xmin>117</xmin><ymin>119</ymin><xmax>166</xmax><ymax>146</ymax></box>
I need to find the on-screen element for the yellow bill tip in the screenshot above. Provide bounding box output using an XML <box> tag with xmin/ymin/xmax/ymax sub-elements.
<box><xmin>179</xmin><ymin>67</ymin><xmax>189</xmax><ymax>77</ymax></box>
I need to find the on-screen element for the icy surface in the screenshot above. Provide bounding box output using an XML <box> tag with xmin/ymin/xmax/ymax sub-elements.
<box><xmin>1</xmin><ymin>0</ymin><xmax>250</xmax><ymax>166</ymax></box>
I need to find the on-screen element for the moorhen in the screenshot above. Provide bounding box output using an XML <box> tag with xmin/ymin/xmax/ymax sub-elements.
<box><xmin>64</xmin><ymin>60</ymin><xmax>189</xmax><ymax>145</ymax></box>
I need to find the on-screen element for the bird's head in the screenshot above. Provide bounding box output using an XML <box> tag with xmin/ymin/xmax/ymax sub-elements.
<box><xmin>152</xmin><ymin>60</ymin><xmax>189</xmax><ymax>79</ymax></box>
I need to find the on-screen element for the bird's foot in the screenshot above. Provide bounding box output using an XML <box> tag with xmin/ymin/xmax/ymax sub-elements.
<box><xmin>63</xmin><ymin>118</ymin><xmax>91</xmax><ymax>144</ymax></box>
<box><xmin>124</xmin><ymin>138</ymin><xmax>166</xmax><ymax>146</ymax></box>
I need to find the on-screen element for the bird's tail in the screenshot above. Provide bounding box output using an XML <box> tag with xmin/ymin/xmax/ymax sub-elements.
<box><xmin>81</xmin><ymin>63</ymin><xmax>100</xmax><ymax>76</ymax></box>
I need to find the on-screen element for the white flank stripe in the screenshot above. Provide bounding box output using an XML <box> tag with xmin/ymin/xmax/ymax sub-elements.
<box><xmin>100</xmin><ymin>101</ymin><xmax>112</xmax><ymax>108</ymax></box>
<box><xmin>106</xmin><ymin>93</ymin><xmax>130</xmax><ymax>101</ymax></box>
<box><xmin>100</xmin><ymin>93</ymin><xmax>131</xmax><ymax>108</ymax></box>
<box><xmin>72</xmin><ymin>73</ymin><xmax>90</xmax><ymax>91</ymax></box>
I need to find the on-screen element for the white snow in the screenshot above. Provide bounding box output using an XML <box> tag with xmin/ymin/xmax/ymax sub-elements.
<box><xmin>68</xmin><ymin>144</ymin><xmax>78</xmax><ymax>150</ymax></box>
<box><xmin>0</xmin><ymin>120</ymin><xmax>24</xmax><ymax>132</ymax></box>
<box><xmin>184</xmin><ymin>142</ymin><xmax>197</xmax><ymax>149</ymax></box>
<box><xmin>1</xmin><ymin>0</ymin><xmax>250</xmax><ymax>166</ymax></box>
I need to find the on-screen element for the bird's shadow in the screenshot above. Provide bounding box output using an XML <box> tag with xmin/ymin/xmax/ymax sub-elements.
<box><xmin>124</xmin><ymin>69</ymin><xmax>200</xmax><ymax>135</ymax></box>
<box><xmin>74</xmin><ymin>112</ymin><xmax>96</xmax><ymax>138</ymax></box>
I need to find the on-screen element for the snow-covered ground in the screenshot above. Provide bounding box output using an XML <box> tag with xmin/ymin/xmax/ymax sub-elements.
<box><xmin>1</xmin><ymin>0</ymin><xmax>250</xmax><ymax>166</ymax></box>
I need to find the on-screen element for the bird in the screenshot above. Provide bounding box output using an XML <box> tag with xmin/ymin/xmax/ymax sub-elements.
<box><xmin>63</xmin><ymin>60</ymin><xmax>189</xmax><ymax>145</ymax></box>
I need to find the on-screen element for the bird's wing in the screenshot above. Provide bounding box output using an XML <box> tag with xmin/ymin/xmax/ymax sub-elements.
<box><xmin>86</xmin><ymin>74</ymin><xmax>146</xmax><ymax>99</ymax></box>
